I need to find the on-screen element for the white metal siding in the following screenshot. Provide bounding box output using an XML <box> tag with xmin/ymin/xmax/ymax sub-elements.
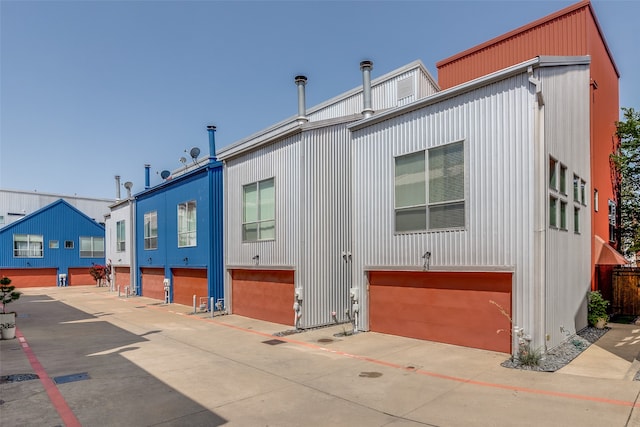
<box><xmin>351</xmin><ymin>73</ymin><xmax>536</xmax><ymax>335</ymax></box>
<box><xmin>105</xmin><ymin>202</ymin><xmax>133</xmax><ymax>269</ymax></box>
<box><xmin>542</xmin><ymin>65</ymin><xmax>591</xmax><ymax>349</ymax></box>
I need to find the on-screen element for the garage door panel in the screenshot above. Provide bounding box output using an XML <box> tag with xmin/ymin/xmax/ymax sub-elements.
<box><xmin>141</xmin><ymin>268</ymin><xmax>165</xmax><ymax>302</ymax></box>
<box><xmin>114</xmin><ymin>267</ymin><xmax>130</xmax><ymax>289</ymax></box>
<box><xmin>0</xmin><ymin>268</ymin><xmax>57</xmax><ymax>287</ymax></box>
<box><xmin>68</xmin><ymin>268</ymin><xmax>95</xmax><ymax>286</ymax></box>
<box><xmin>232</xmin><ymin>269</ymin><xmax>294</xmax><ymax>326</ymax></box>
<box><xmin>173</xmin><ymin>268</ymin><xmax>207</xmax><ymax>307</ymax></box>
<box><xmin>370</xmin><ymin>271</ymin><xmax>512</xmax><ymax>353</ymax></box>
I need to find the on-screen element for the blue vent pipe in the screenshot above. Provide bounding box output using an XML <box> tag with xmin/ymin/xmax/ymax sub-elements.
<box><xmin>144</xmin><ymin>164</ymin><xmax>150</xmax><ymax>189</ymax></box>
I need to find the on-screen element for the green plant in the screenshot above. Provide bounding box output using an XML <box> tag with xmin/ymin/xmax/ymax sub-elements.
<box><xmin>0</xmin><ymin>277</ymin><xmax>21</xmax><ymax>314</ymax></box>
<box><xmin>490</xmin><ymin>300</ymin><xmax>542</xmax><ymax>367</ymax></box>
<box><xmin>587</xmin><ymin>291</ymin><xmax>610</xmax><ymax>326</ymax></box>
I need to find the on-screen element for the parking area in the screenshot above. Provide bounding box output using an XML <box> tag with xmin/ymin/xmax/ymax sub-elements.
<box><xmin>2</xmin><ymin>286</ymin><xmax>640</xmax><ymax>427</ymax></box>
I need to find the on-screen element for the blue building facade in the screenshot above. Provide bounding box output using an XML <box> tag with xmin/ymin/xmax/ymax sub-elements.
<box><xmin>0</xmin><ymin>199</ymin><xmax>106</xmax><ymax>287</ymax></box>
<box><xmin>134</xmin><ymin>127</ymin><xmax>223</xmax><ymax>308</ymax></box>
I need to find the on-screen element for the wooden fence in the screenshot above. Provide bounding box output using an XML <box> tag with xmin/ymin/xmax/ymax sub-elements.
<box><xmin>612</xmin><ymin>267</ymin><xmax>640</xmax><ymax>315</ymax></box>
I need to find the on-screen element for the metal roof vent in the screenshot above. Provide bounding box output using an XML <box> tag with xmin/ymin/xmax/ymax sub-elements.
<box><xmin>295</xmin><ymin>75</ymin><xmax>308</xmax><ymax>124</ymax></box>
<box><xmin>360</xmin><ymin>60</ymin><xmax>374</xmax><ymax>118</ymax></box>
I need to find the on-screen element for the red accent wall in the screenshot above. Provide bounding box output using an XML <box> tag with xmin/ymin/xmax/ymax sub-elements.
<box><xmin>369</xmin><ymin>271</ymin><xmax>512</xmax><ymax>353</ymax></box>
<box><xmin>141</xmin><ymin>268</ymin><xmax>166</xmax><ymax>302</ymax></box>
<box><xmin>0</xmin><ymin>268</ymin><xmax>57</xmax><ymax>287</ymax></box>
<box><xmin>172</xmin><ymin>268</ymin><xmax>207</xmax><ymax>307</ymax></box>
<box><xmin>436</xmin><ymin>0</ymin><xmax>619</xmax><ymax>289</ymax></box>
<box><xmin>231</xmin><ymin>269</ymin><xmax>294</xmax><ymax>326</ymax></box>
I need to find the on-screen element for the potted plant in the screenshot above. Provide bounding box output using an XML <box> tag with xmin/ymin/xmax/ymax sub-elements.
<box><xmin>0</xmin><ymin>276</ymin><xmax>21</xmax><ymax>332</ymax></box>
<box><xmin>1</xmin><ymin>322</ymin><xmax>16</xmax><ymax>340</ymax></box>
<box><xmin>588</xmin><ymin>290</ymin><xmax>610</xmax><ymax>329</ymax></box>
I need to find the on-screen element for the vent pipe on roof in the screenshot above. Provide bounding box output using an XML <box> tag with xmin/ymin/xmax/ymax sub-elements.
<box><xmin>360</xmin><ymin>60</ymin><xmax>374</xmax><ymax>118</ymax></box>
<box><xmin>207</xmin><ymin>125</ymin><xmax>217</xmax><ymax>159</ymax></box>
<box><xmin>295</xmin><ymin>75</ymin><xmax>308</xmax><ymax>124</ymax></box>
<box><xmin>115</xmin><ymin>175</ymin><xmax>121</xmax><ymax>200</ymax></box>
<box><xmin>144</xmin><ymin>164</ymin><xmax>150</xmax><ymax>189</ymax></box>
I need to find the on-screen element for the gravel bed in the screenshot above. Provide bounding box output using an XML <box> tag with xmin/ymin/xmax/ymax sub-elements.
<box><xmin>501</xmin><ymin>326</ymin><xmax>610</xmax><ymax>372</ymax></box>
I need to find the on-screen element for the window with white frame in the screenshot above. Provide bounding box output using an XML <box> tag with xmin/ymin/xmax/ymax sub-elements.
<box><xmin>574</xmin><ymin>207</ymin><xmax>581</xmax><ymax>234</ymax></box>
<box><xmin>395</xmin><ymin>141</ymin><xmax>465</xmax><ymax>232</ymax></box>
<box><xmin>80</xmin><ymin>236</ymin><xmax>104</xmax><ymax>258</ymax></box>
<box><xmin>178</xmin><ymin>200</ymin><xmax>197</xmax><ymax>247</ymax></box>
<box><xmin>549</xmin><ymin>196</ymin><xmax>558</xmax><ymax>228</ymax></box>
<box><xmin>243</xmin><ymin>178</ymin><xmax>275</xmax><ymax>241</ymax></box>
<box><xmin>13</xmin><ymin>234</ymin><xmax>43</xmax><ymax>257</ymax></box>
<box><xmin>144</xmin><ymin>211</ymin><xmax>158</xmax><ymax>250</ymax></box>
<box><xmin>116</xmin><ymin>220</ymin><xmax>126</xmax><ymax>252</ymax></box>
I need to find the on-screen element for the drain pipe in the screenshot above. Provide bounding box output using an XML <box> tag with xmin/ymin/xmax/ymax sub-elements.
<box><xmin>360</xmin><ymin>60</ymin><xmax>374</xmax><ymax>118</ymax></box>
<box><xmin>295</xmin><ymin>75</ymin><xmax>308</xmax><ymax>124</ymax></box>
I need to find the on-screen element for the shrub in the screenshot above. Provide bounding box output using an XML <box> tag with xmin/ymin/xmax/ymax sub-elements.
<box><xmin>587</xmin><ymin>290</ymin><xmax>610</xmax><ymax>326</ymax></box>
<box><xmin>0</xmin><ymin>277</ymin><xmax>21</xmax><ymax>314</ymax></box>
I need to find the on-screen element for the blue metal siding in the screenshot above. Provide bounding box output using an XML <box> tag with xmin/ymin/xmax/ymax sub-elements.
<box><xmin>0</xmin><ymin>200</ymin><xmax>105</xmax><ymax>273</ymax></box>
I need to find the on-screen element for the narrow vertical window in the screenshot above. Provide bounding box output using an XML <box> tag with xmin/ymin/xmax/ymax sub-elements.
<box><xmin>560</xmin><ymin>201</ymin><xmax>567</xmax><ymax>230</ymax></box>
<box><xmin>594</xmin><ymin>189</ymin><xmax>599</xmax><ymax>212</ymax></box>
<box><xmin>144</xmin><ymin>211</ymin><xmax>158</xmax><ymax>250</ymax></box>
<box><xmin>574</xmin><ymin>207</ymin><xmax>580</xmax><ymax>234</ymax></box>
<box><xmin>549</xmin><ymin>197</ymin><xmax>558</xmax><ymax>228</ymax></box>
<box><xmin>580</xmin><ymin>180</ymin><xmax>586</xmax><ymax>206</ymax></box>
<box><xmin>549</xmin><ymin>157</ymin><xmax>558</xmax><ymax>190</ymax></box>
<box><xmin>559</xmin><ymin>164</ymin><xmax>567</xmax><ymax>194</ymax></box>
<box><xmin>395</xmin><ymin>152</ymin><xmax>426</xmax><ymax>232</ymax></box>
<box><xmin>242</xmin><ymin>178</ymin><xmax>275</xmax><ymax>241</ymax></box>
<box><xmin>116</xmin><ymin>220</ymin><xmax>126</xmax><ymax>252</ymax></box>
<box><xmin>178</xmin><ymin>201</ymin><xmax>197</xmax><ymax>247</ymax></box>
<box><xmin>573</xmin><ymin>175</ymin><xmax>580</xmax><ymax>201</ymax></box>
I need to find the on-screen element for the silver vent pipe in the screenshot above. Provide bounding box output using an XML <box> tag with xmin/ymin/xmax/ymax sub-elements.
<box><xmin>115</xmin><ymin>175</ymin><xmax>121</xmax><ymax>200</ymax></box>
<box><xmin>360</xmin><ymin>60</ymin><xmax>374</xmax><ymax>118</ymax></box>
<box><xmin>295</xmin><ymin>75</ymin><xmax>308</xmax><ymax>124</ymax></box>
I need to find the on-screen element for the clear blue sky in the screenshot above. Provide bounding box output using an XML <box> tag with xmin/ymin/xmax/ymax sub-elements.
<box><xmin>1</xmin><ymin>0</ymin><xmax>638</xmax><ymax>199</ymax></box>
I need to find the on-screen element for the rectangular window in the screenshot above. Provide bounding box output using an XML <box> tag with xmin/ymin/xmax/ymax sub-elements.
<box><xmin>65</xmin><ymin>240</ymin><xmax>74</xmax><ymax>249</ymax></box>
<box><xmin>428</xmin><ymin>142</ymin><xmax>465</xmax><ymax>229</ymax></box>
<box><xmin>608</xmin><ymin>200</ymin><xmax>616</xmax><ymax>243</ymax></box>
<box><xmin>594</xmin><ymin>189</ymin><xmax>599</xmax><ymax>212</ymax></box>
<box><xmin>49</xmin><ymin>240</ymin><xmax>59</xmax><ymax>249</ymax></box>
<box><xmin>395</xmin><ymin>152</ymin><xmax>426</xmax><ymax>232</ymax></box>
<box><xmin>573</xmin><ymin>175</ymin><xmax>580</xmax><ymax>201</ymax></box>
<box><xmin>549</xmin><ymin>197</ymin><xmax>558</xmax><ymax>228</ymax></box>
<box><xmin>560</xmin><ymin>201</ymin><xmax>567</xmax><ymax>230</ymax></box>
<box><xmin>116</xmin><ymin>220</ymin><xmax>126</xmax><ymax>252</ymax></box>
<box><xmin>580</xmin><ymin>180</ymin><xmax>586</xmax><ymax>206</ymax></box>
<box><xmin>574</xmin><ymin>207</ymin><xmax>580</xmax><ymax>234</ymax></box>
<box><xmin>144</xmin><ymin>211</ymin><xmax>158</xmax><ymax>250</ymax></box>
<box><xmin>394</xmin><ymin>142</ymin><xmax>465</xmax><ymax>232</ymax></box>
<box><xmin>549</xmin><ymin>157</ymin><xmax>558</xmax><ymax>190</ymax></box>
<box><xmin>559</xmin><ymin>164</ymin><xmax>567</xmax><ymax>194</ymax></box>
<box><xmin>243</xmin><ymin>178</ymin><xmax>275</xmax><ymax>241</ymax></box>
<box><xmin>13</xmin><ymin>234</ymin><xmax>44</xmax><ymax>257</ymax></box>
<box><xmin>178</xmin><ymin>200</ymin><xmax>197</xmax><ymax>247</ymax></box>
<box><xmin>80</xmin><ymin>236</ymin><xmax>104</xmax><ymax>258</ymax></box>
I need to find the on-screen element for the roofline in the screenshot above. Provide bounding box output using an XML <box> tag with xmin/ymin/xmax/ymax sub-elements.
<box><xmin>435</xmin><ymin>0</ymin><xmax>619</xmax><ymax>77</ymax></box>
<box><xmin>217</xmin><ymin>60</ymin><xmax>436</xmax><ymax>160</ymax></box>
<box><xmin>349</xmin><ymin>56</ymin><xmax>591</xmax><ymax>132</ymax></box>
<box><xmin>0</xmin><ymin>199</ymin><xmax>105</xmax><ymax>233</ymax></box>
<box><xmin>133</xmin><ymin>159</ymin><xmax>221</xmax><ymax>199</ymax></box>
<box><xmin>0</xmin><ymin>188</ymin><xmax>114</xmax><ymax>203</ymax></box>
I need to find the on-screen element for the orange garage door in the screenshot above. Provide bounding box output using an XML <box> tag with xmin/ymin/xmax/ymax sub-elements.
<box><xmin>141</xmin><ymin>268</ymin><xmax>166</xmax><ymax>302</ymax></box>
<box><xmin>68</xmin><ymin>267</ymin><xmax>96</xmax><ymax>286</ymax></box>
<box><xmin>114</xmin><ymin>267</ymin><xmax>131</xmax><ymax>289</ymax></box>
<box><xmin>172</xmin><ymin>268</ymin><xmax>207</xmax><ymax>307</ymax></box>
<box><xmin>231</xmin><ymin>269</ymin><xmax>294</xmax><ymax>326</ymax></box>
<box><xmin>0</xmin><ymin>268</ymin><xmax>57</xmax><ymax>287</ymax></box>
<box><xmin>369</xmin><ymin>271</ymin><xmax>512</xmax><ymax>353</ymax></box>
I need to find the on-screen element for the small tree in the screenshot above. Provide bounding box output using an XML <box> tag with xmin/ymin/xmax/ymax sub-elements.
<box><xmin>89</xmin><ymin>265</ymin><xmax>106</xmax><ymax>285</ymax></box>
<box><xmin>612</xmin><ymin>107</ymin><xmax>640</xmax><ymax>257</ymax></box>
<box><xmin>0</xmin><ymin>277</ymin><xmax>22</xmax><ymax>314</ymax></box>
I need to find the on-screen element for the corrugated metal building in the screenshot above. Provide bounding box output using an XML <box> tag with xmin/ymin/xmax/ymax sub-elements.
<box><xmin>435</xmin><ymin>0</ymin><xmax>623</xmax><ymax>297</ymax></box>
<box><xmin>105</xmin><ymin>195</ymin><xmax>136</xmax><ymax>293</ymax></box>
<box><xmin>0</xmin><ymin>199</ymin><xmax>107</xmax><ymax>287</ymax></box>
<box><xmin>218</xmin><ymin>61</ymin><xmax>439</xmax><ymax>329</ymax></box>
<box><xmin>349</xmin><ymin>56</ymin><xmax>591</xmax><ymax>353</ymax></box>
<box><xmin>0</xmin><ymin>189</ymin><xmax>113</xmax><ymax>228</ymax></box>
<box><xmin>134</xmin><ymin>127</ymin><xmax>224</xmax><ymax>308</ymax></box>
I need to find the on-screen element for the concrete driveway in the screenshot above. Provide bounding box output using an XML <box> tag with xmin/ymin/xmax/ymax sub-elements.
<box><xmin>2</xmin><ymin>286</ymin><xmax>640</xmax><ymax>427</ymax></box>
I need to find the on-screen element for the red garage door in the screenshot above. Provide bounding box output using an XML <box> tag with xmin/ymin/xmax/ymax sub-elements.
<box><xmin>369</xmin><ymin>271</ymin><xmax>512</xmax><ymax>353</ymax></box>
<box><xmin>0</xmin><ymin>268</ymin><xmax>57</xmax><ymax>288</ymax></box>
<box><xmin>141</xmin><ymin>268</ymin><xmax>165</xmax><ymax>302</ymax></box>
<box><xmin>231</xmin><ymin>269</ymin><xmax>294</xmax><ymax>326</ymax></box>
<box><xmin>173</xmin><ymin>268</ymin><xmax>207</xmax><ymax>307</ymax></box>
<box><xmin>114</xmin><ymin>267</ymin><xmax>131</xmax><ymax>289</ymax></box>
<box><xmin>68</xmin><ymin>268</ymin><xmax>96</xmax><ymax>286</ymax></box>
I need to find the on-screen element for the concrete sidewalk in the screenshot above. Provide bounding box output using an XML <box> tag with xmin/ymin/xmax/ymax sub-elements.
<box><xmin>2</xmin><ymin>286</ymin><xmax>640</xmax><ymax>427</ymax></box>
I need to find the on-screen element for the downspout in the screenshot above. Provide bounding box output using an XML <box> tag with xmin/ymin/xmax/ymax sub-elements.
<box><xmin>206</xmin><ymin>125</ymin><xmax>217</xmax><ymax>310</ymax></box>
<box><xmin>130</xmin><ymin>198</ymin><xmax>138</xmax><ymax>295</ymax></box>
<box><xmin>528</xmin><ymin>65</ymin><xmax>546</xmax><ymax>352</ymax></box>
